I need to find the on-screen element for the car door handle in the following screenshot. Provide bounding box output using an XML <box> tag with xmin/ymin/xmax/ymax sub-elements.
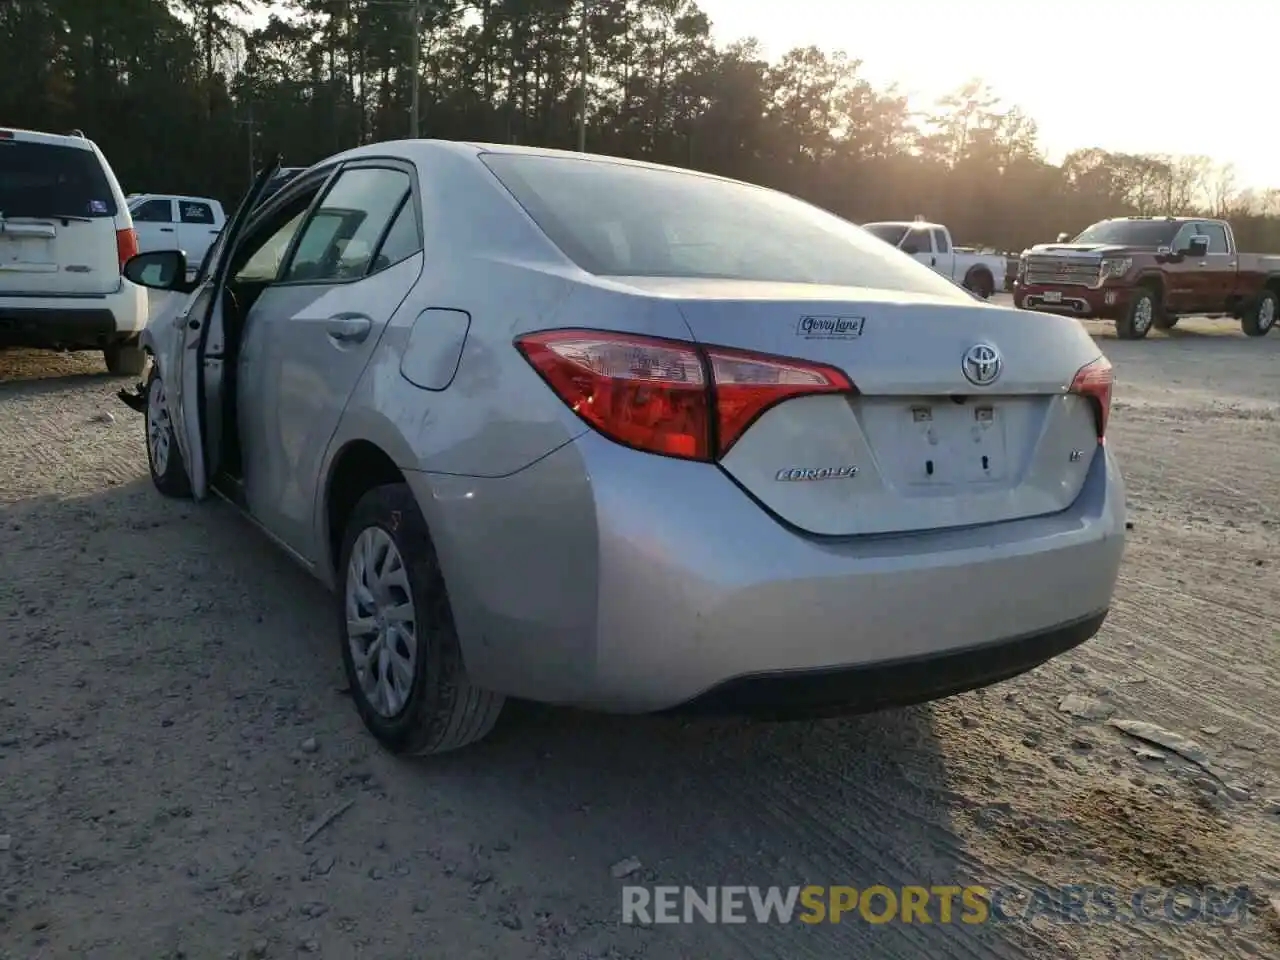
<box><xmin>327</xmin><ymin>314</ymin><xmax>372</xmax><ymax>343</ymax></box>
<box><xmin>160</xmin><ymin>227</ymin><xmax>174</xmax><ymax>233</ymax></box>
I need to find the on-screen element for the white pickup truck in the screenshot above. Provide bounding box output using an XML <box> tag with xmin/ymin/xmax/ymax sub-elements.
<box><xmin>126</xmin><ymin>193</ymin><xmax>225</xmax><ymax>278</ymax></box>
<box><xmin>863</xmin><ymin>219</ymin><xmax>1007</xmax><ymax>299</ymax></box>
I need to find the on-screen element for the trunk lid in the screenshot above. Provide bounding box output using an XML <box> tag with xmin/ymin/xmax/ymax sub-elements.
<box><xmin>0</xmin><ymin>136</ymin><xmax>123</xmax><ymax>296</ymax></box>
<box><xmin>614</xmin><ymin>278</ymin><xmax>1106</xmax><ymax>537</ymax></box>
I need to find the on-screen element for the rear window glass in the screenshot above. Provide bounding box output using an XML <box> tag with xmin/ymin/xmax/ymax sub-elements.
<box><xmin>0</xmin><ymin>140</ymin><xmax>117</xmax><ymax>218</ymax></box>
<box><xmin>480</xmin><ymin>153</ymin><xmax>966</xmax><ymax>297</ymax></box>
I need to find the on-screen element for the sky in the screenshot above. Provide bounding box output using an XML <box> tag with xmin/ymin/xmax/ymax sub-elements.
<box><xmin>244</xmin><ymin>0</ymin><xmax>1275</xmax><ymax>189</ymax></box>
<box><xmin>696</xmin><ymin>0</ymin><xmax>1276</xmax><ymax>189</ymax></box>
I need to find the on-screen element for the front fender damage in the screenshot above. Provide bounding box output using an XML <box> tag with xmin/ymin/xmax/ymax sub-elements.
<box><xmin>116</xmin><ymin>324</ymin><xmax>167</xmax><ymax>414</ymax></box>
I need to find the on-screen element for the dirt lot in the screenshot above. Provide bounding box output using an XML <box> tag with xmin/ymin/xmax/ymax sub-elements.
<box><xmin>1</xmin><ymin>311</ymin><xmax>1278</xmax><ymax>960</ymax></box>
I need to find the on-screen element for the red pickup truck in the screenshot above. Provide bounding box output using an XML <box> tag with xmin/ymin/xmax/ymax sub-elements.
<box><xmin>1012</xmin><ymin>216</ymin><xmax>1280</xmax><ymax>340</ymax></box>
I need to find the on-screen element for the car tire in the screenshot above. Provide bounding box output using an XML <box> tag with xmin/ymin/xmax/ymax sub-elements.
<box><xmin>104</xmin><ymin>343</ymin><xmax>147</xmax><ymax>376</ymax></box>
<box><xmin>337</xmin><ymin>483</ymin><xmax>505</xmax><ymax>756</ymax></box>
<box><xmin>1242</xmin><ymin>289</ymin><xmax>1277</xmax><ymax>337</ymax></box>
<box><xmin>1116</xmin><ymin>289</ymin><xmax>1157</xmax><ymax>340</ymax></box>
<box><xmin>964</xmin><ymin>268</ymin><xmax>994</xmax><ymax>299</ymax></box>
<box><xmin>145</xmin><ymin>365</ymin><xmax>192</xmax><ymax>499</ymax></box>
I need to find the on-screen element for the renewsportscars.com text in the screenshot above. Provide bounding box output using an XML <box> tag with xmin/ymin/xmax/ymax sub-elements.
<box><xmin>621</xmin><ymin>884</ymin><xmax>1254</xmax><ymax>926</ymax></box>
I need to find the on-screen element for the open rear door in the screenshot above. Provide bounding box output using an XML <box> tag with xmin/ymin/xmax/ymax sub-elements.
<box><xmin>175</xmin><ymin>159</ymin><xmax>281</xmax><ymax>499</ymax></box>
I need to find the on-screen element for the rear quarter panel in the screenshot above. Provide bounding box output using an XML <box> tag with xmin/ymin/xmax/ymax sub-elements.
<box><xmin>1235</xmin><ymin>253</ymin><xmax>1280</xmax><ymax>297</ymax></box>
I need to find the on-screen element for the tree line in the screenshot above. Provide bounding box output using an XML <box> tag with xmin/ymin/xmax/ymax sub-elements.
<box><xmin>4</xmin><ymin>0</ymin><xmax>1278</xmax><ymax>253</ymax></box>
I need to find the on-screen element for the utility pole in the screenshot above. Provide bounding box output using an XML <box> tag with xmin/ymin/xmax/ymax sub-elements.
<box><xmin>576</xmin><ymin>0</ymin><xmax>589</xmax><ymax>152</ymax></box>
<box><xmin>408</xmin><ymin>0</ymin><xmax>421</xmax><ymax>138</ymax></box>
<box><xmin>235</xmin><ymin>106</ymin><xmax>260</xmax><ymax>185</ymax></box>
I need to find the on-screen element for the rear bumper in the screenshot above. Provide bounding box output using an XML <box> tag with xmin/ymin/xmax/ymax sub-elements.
<box><xmin>0</xmin><ymin>283</ymin><xmax>148</xmax><ymax>349</ymax></box>
<box><xmin>672</xmin><ymin>610</ymin><xmax>1107</xmax><ymax>717</ymax></box>
<box><xmin>414</xmin><ymin>432</ymin><xmax>1127</xmax><ymax>714</ymax></box>
<box><xmin>1014</xmin><ymin>283</ymin><xmax>1133</xmax><ymax>319</ymax></box>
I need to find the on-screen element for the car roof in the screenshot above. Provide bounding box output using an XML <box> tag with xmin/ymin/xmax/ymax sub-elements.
<box><xmin>319</xmin><ymin>139</ymin><xmax>763</xmax><ymax>191</ymax></box>
<box><xmin>0</xmin><ymin>125</ymin><xmax>96</xmax><ymax>151</ymax></box>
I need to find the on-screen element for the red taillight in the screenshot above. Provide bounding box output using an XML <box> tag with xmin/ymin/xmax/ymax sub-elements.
<box><xmin>1069</xmin><ymin>355</ymin><xmax>1113</xmax><ymax>443</ymax></box>
<box><xmin>705</xmin><ymin>345</ymin><xmax>852</xmax><ymax>456</ymax></box>
<box><xmin>515</xmin><ymin>329</ymin><xmax>854</xmax><ymax>461</ymax></box>
<box><xmin>0</xmin><ymin>130</ymin><xmax>13</xmax><ymax>140</ymax></box>
<box><xmin>115</xmin><ymin>228</ymin><xmax>138</xmax><ymax>271</ymax></box>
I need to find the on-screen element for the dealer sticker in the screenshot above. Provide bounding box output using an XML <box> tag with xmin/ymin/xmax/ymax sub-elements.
<box><xmin>796</xmin><ymin>315</ymin><xmax>864</xmax><ymax>339</ymax></box>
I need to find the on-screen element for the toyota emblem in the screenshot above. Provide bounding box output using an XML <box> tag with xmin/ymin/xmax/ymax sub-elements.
<box><xmin>962</xmin><ymin>343</ymin><xmax>1002</xmax><ymax>386</ymax></box>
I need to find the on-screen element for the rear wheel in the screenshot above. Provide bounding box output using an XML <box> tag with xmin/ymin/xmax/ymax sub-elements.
<box><xmin>337</xmin><ymin>483</ymin><xmax>505</xmax><ymax>756</ymax></box>
<box><xmin>964</xmin><ymin>269</ymin><xmax>994</xmax><ymax>299</ymax></box>
<box><xmin>1242</xmin><ymin>290</ymin><xmax>1277</xmax><ymax>337</ymax></box>
<box><xmin>1116</xmin><ymin>289</ymin><xmax>1157</xmax><ymax>340</ymax></box>
<box><xmin>104</xmin><ymin>342</ymin><xmax>147</xmax><ymax>376</ymax></box>
<box><xmin>146</xmin><ymin>365</ymin><xmax>192</xmax><ymax>498</ymax></box>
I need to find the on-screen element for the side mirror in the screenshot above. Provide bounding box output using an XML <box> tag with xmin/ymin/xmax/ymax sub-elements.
<box><xmin>1056</xmin><ymin>232</ymin><xmax>1071</xmax><ymax>243</ymax></box>
<box><xmin>124</xmin><ymin>250</ymin><xmax>189</xmax><ymax>290</ymax></box>
<box><xmin>1181</xmin><ymin>236</ymin><xmax>1210</xmax><ymax>258</ymax></box>
<box><xmin>900</xmin><ymin>242</ymin><xmax>920</xmax><ymax>255</ymax></box>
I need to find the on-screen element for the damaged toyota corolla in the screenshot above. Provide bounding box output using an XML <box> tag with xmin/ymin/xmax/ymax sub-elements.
<box><xmin>116</xmin><ymin>140</ymin><xmax>1126</xmax><ymax>756</ymax></box>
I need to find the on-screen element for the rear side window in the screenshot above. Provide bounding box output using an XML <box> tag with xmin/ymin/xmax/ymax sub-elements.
<box><xmin>932</xmin><ymin>228</ymin><xmax>950</xmax><ymax>253</ymax></box>
<box><xmin>368</xmin><ymin>197</ymin><xmax>422</xmax><ymax>275</ymax></box>
<box><xmin>0</xmin><ymin>140</ymin><xmax>117</xmax><ymax>218</ymax></box>
<box><xmin>180</xmin><ymin>201</ymin><xmax>214</xmax><ymax>224</ymax></box>
<box><xmin>132</xmin><ymin>199</ymin><xmax>173</xmax><ymax>222</ymax></box>
<box><xmin>481</xmin><ymin>154</ymin><xmax>966</xmax><ymax>297</ymax></box>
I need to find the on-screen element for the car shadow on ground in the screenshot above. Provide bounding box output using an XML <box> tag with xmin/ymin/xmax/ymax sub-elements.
<box><xmin>0</xmin><ymin>478</ymin><xmax>1070</xmax><ymax>959</ymax></box>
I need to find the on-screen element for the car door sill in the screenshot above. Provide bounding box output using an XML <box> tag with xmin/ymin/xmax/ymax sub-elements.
<box><xmin>210</xmin><ymin>474</ymin><xmax>321</xmax><ymax>582</ymax></box>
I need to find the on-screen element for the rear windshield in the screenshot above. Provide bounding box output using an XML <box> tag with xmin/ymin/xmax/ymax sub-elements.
<box><xmin>0</xmin><ymin>140</ymin><xmax>117</xmax><ymax>218</ymax></box>
<box><xmin>481</xmin><ymin>153</ymin><xmax>967</xmax><ymax>296</ymax></box>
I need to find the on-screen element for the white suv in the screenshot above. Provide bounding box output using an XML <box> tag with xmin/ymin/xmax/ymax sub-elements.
<box><xmin>0</xmin><ymin>127</ymin><xmax>149</xmax><ymax>374</ymax></box>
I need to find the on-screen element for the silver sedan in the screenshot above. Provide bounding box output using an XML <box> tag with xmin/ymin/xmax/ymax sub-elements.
<box><xmin>117</xmin><ymin>140</ymin><xmax>1126</xmax><ymax>755</ymax></box>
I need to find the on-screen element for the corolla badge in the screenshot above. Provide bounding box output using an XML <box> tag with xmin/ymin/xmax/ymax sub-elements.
<box><xmin>775</xmin><ymin>465</ymin><xmax>858</xmax><ymax>482</ymax></box>
<box><xmin>962</xmin><ymin>343</ymin><xmax>1002</xmax><ymax>386</ymax></box>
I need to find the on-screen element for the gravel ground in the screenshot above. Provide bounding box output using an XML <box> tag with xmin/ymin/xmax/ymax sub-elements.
<box><xmin>1</xmin><ymin>310</ymin><xmax>1278</xmax><ymax>959</ymax></box>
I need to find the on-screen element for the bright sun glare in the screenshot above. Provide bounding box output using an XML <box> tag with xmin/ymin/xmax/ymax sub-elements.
<box><xmin>700</xmin><ymin>0</ymin><xmax>1275</xmax><ymax>189</ymax></box>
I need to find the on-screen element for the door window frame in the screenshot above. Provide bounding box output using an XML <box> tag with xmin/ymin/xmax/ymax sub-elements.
<box><xmin>132</xmin><ymin>198</ymin><xmax>175</xmax><ymax>223</ymax></box>
<box><xmin>903</xmin><ymin>227</ymin><xmax>932</xmax><ymax>254</ymax></box>
<box><xmin>1200</xmin><ymin>222</ymin><xmax>1229</xmax><ymax>254</ymax></box>
<box><xmin>273</xmin><ymin>158</ymin><xmax>423</xmax><ymax>289</ymax></box>
<box><xmin>179</xmin><ymin>200</ymin><xmax>216</xmax><ymax>225</ymax></box>
<box><xmin>224</xmin><ymin>165</ymin><xmax>341</xmax><ymax>284</ymax></box>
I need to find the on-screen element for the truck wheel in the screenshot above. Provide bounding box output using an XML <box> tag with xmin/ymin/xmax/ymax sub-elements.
<box><xmin>964</xmin><ymin>269</ymin><xmax>994</xmax><ymax>299</ymax></box>
<box><xmin>1242</xmin><ymin>290</ymin><xmax>1277</xmax><ymax>337</ymax></box>
<box><xmin>1116</xmin><ymin>290</ymin><xmax>1157</xmax><ymax>340</ymax></box>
